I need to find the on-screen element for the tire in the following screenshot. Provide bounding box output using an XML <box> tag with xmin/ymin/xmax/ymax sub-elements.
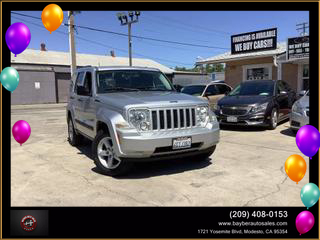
<box><xmin>268</xmin><ymin>108</ymin><xmax>278</xmax><ymax>130</ymax></box>
<box><xmin>291</xmin><ymin>128</ymin><xmax>298</xmax><ymax>134</ymax></box>
<box><xmin>197</xmin><ymin>145</ymin><xmax>216</xmax><ymax>161</ymax></box>
<box><xmin>92</xmin><ymin>130</ymin><xmax>133</xmax><ymax>176</ymax></box>
<box><xmin>68</xmin><ymin>117</ymin><xmax>82</xmax><ymax>146</ymax></box>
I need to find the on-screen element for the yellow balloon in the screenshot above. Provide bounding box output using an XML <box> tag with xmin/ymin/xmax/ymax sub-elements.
<box><xmin>41</xmin><ymin>4</ymin><xmax>63</xmax><ymax>34</ymax></box>
<box><xmin>284</xmin><ymin>154</ymin><xmax>307</xmax><ymax>184</ymax></box>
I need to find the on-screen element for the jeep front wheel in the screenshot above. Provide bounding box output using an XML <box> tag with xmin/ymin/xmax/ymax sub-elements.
<box><xmin>92</xmin><ymin>131</ymin><xmax>132</xmax><ymax>176</ymax></box>
<box><xmin>68</xmin><ymin>118</ymin><xmax>82</xmax><ymax>146</ymax></box>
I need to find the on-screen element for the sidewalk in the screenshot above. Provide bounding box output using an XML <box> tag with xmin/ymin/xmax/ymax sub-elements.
<box><xmin>11</xmin><ymin>103</ymin><xmax>67</xmax><ymax>110</ymax></box>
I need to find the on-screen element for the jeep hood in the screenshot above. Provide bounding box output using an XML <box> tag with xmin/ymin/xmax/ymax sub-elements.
<box><xmin>97</xmin><ymin>91</ymin><xmax>207</xmax><ymax>109</ymax></box>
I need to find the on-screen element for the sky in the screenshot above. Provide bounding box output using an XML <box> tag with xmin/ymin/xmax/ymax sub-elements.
<box><xmin>11</xmin><ymin>11</ymin><xmax>309</xmax><ymax>69</ymax></box>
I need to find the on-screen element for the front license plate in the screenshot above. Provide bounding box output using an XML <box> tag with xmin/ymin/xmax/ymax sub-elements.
<box><xmin>172</xmin><ymin>137</ymin><xmax>192</xmax><ymax>150</ymax></box>
<box><xmin>227</xmin><ymin>116</ymin><xmax>238</xmax><ymax>122</ymax></box>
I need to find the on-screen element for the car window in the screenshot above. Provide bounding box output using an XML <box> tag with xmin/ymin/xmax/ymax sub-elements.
<box><xmin>181</xmin><ymin>85</ymin><xmax>206</xmax><ymax>96</ymax></box>
<box><xmin>282</xmin><ymin>81</ymin><xmax>292</xmax><ymax>91</ymax></box>
<box><xmin>96</xmin><ymin>70</ymin><xmax>173</xmax><ymax>93</ymax></box>
<box><xmin>74</xmin><ymin>72</ymin><xmax>85</xmax><ymax>93</ymax></box>
<box><xmin>216</xmin><ymin>84</ymin><xmax>232</xmax><ymax>94</ymax></box>
<box><xmin>229</xmin><ymin>81</ymin><xmax>274</xmax><ymax>96</ymax></box>
<box><xmin>205</xmin><ymin>85</ymin><xmax>219</xmax><ymax>96</ymax></box>
<box><xmin>277</xmin><ymin>81</ymin><xmax>286</xmax><ymax>94</ymax></box>
<box><xmin>83</xmin><ymin>72</ymin><xmax>92</xmax><ymax>96</ymax></box>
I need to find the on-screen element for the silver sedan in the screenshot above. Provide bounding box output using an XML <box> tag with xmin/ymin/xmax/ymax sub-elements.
<box><xmin>290</xmin><ymin>90</ymin><xmax>309</xmax><ymax>132</ymax></box>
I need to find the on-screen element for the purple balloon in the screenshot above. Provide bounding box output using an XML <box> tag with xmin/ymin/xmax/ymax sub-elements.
<box><xmin>296</xmin><ymin>125</ymin><xmax>320</xmax><ymax>159</ymax></box>
<box><xmin>296</xmin><ymin>211</ymin><xmax>315</xmax><ymax>235</ymax></box>
<box><xmin>12</xmin><ymin>120</ymin><xmax>31</xmax><ymax>146</ymax></box>
<box><xmin>5</xmin><ymin>22</ymin><xmax>31</xmax><ymax>57</ymax></box>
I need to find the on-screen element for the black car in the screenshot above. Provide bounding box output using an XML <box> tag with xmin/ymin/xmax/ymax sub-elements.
<box><xmin>215</xmin><ymin>80</ymin><xmax>297</xmax><ymax>130</ymax></box>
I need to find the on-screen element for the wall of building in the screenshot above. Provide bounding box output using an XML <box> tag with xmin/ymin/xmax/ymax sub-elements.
<box><xmin>281</xmin><ymin>63</ymin><xmax>298</xmax><ymax>91</ymax></box>
<box><xmin>11</xmin><ymin>69</ymin><xmax>56</xmax><ymax>105</ymax></box>
<box><xmin>225</xmin><ymin>57</ymin><xmax>277</xmax><ymax>87</ymax></box>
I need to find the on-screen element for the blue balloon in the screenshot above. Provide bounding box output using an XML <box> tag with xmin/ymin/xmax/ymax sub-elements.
<box><xmin>301</xmin><ymin>183</ymin><xmax>320</xmax><ymax>209</ymax></box>
<box><xmin>296</xmin><ymin>125</ymin><xmax>320</xmax><ymax>159</ymax></box>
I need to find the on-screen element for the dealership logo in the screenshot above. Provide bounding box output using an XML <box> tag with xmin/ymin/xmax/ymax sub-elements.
<box><xmin>20</xmin><ymin>215</ymin><xmax>37</xmax><ymax>231</ymax></box>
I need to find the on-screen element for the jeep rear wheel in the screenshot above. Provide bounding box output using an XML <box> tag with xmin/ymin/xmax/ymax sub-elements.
<box><xmin>92</xmin><ymin>130</ymin><xmax>133</xmax><ymax>176</ymax></box>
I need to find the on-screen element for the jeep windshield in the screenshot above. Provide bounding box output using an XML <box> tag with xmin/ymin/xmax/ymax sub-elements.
<box><xmin>96</xmin><ymin>70</ymin><xmax>174</xmax><ymax>93</ymax></box>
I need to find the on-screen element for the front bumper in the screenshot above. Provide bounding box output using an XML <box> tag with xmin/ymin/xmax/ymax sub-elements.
<box><xmin>290</xmin><ymin>111</ymin><xmax>309</xmax><ymax>130</ymax></box>
<box><xmin>114</xmin><ymin>121</ymin><xmax>220</xmax><ymax>160</ymax></box>
<box><xmin>215</xmin><ymin>111</ymin><xmax>269</xmax><ymax>127</ymax></box>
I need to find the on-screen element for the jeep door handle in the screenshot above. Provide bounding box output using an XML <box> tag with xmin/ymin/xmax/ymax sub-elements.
<box><xmin>70</xmin><ymin>96</ymin><xmax>74</xmax><ymax>99</ymax></box>
<box><xmin>95</xmin><ymin>99</ymin><xmax>101</xmax><ymax>102</ymax></box>
<box><xmin>78</xmin><ymin>98</ymin><xmax>83</xmax><ymax>102</ymax></box>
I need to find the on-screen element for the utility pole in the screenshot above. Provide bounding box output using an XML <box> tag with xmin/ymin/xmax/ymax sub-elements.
<box><xmin>128</xmin><ymin>22</ymin><xmax>132</xmax><ymax>66</ymax></box>
<box><xmin>68</xmin><ymin>11</ymin><xmax>77</xmax><ymax>77</ymax></box>
<box><xmin>117</xmin><ymin>11</ymin><xmax>140</xmax><ymax>66</ymax></box>
<box><xmin>296</xmin><ymin>22</ymin><xmax>309</xmax><ymax>36</ymax></box>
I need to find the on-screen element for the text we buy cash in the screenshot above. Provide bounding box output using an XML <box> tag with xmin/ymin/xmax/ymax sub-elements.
<box><xmin>231</xmin><ymin>28</ymin><xmax>277</xmax><ymax>54</ymax></box>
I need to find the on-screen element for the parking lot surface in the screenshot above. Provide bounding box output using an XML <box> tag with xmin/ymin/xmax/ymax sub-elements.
<box><xmin>11</xmin><ymin>104</ymin><xmax>309</xmax><ymax>206</ymax></box>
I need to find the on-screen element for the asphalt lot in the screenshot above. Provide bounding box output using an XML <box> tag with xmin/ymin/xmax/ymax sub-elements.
<box><xmin>11</xmin><ymin>103</ymin><xmax>309</xmax><ymax>206</ymax></box>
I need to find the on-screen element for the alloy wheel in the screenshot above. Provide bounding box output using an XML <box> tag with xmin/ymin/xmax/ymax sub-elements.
<box><xmin>97</xmin><ymin>137</ymin><xmax>121</xmax><ymax>169</ymax></box>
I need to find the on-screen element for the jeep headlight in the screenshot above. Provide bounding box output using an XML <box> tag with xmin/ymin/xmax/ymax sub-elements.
<box><xmin>251</xmin><ymin>102</ymin><xmax>268</xmax><ymax>113</ymax></box>
<box><xmin>196</xmin><ymin>106</ymin><xmax>209</xmax><ymax>126</ymax></box>
<box><xmin>128</xmin><ymin>109</ymin><xmax>151</xmax><ymax>131</ymax></box>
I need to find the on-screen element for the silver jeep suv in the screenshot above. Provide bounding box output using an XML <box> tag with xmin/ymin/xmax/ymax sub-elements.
<box><xmin>67</xmin><ymin>66</ymin><xmax>220</xmax><ymax>176</ymax></box>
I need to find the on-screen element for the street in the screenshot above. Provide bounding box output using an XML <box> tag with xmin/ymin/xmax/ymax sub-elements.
<box><xmin>11</xmin><ymin>104</ymin><xmax>309</xmax><ymax>206</ymax></box>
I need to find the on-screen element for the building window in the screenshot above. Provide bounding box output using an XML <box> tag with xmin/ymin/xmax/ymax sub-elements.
<box><xmin>243</xmin><ymin>64</ymin><xmax>272</xmax><ymax>81</ymax></box>
<box><xmin>247</xmin><ymin>68</ymin><xmax>269</xmax><ymax>80</ymax></box>
<box><xmin>302</xmin><ymin>64</ymin><xmax>309</xmax><ymax>90</ymax></box>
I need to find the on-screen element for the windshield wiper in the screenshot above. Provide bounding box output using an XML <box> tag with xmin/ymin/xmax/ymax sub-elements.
<box><xmin>104</xmin><ymin>87</ymin><xmax>140</xmax><ymax>92</ymax></box>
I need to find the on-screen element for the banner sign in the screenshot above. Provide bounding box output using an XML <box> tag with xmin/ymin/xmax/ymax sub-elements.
<box><xmin>231</xmin><ymin>28</ymin><xmax>277</xmax><ymax>54</ymax></box>
<box><xmin>287</xmin><ymin>36</ymin><xmax>309</xmax><ymax>60</ymax></box>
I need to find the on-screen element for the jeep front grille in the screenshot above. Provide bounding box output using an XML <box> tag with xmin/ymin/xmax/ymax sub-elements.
<box><xmin>151</xmin><ymin>107</ymin><xmax>197</xmax><ymax>130</ymax></box>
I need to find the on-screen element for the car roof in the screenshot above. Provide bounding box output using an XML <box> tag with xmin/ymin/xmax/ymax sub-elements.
<box><xmin>183</xmin><ymin>82</ymin><xmax>230</xmax><ymax>87</ymax></box>
<box><xmin>78</xmin><ymin>66</ymin><xmax>162</xmax><ymax>72</ymax></box>
<box><xmin>242</xmin><ymin>80</ymin><xmax>276</xmax><ymax>84</ymax></box>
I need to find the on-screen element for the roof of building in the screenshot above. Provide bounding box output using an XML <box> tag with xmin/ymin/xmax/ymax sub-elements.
<box><xmin>11</xmin><ymin>49</ymin><xmax>174</xmax><ymax>74</ymax></box>
<box><xmin>196</xmin><ymin>42</ymin><xmax>287</xmax><ymax>64</ymax></box>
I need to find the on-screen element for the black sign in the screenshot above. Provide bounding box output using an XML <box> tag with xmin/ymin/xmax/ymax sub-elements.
<box><xmin>231</xmin><ymin>28</ymin><xmax>277</xmax><ymax>54</ymax></box>
<box><xmin>287</xmin><ymin>36</ymin><xmax>309</xmax><ymax>60</ymax></box>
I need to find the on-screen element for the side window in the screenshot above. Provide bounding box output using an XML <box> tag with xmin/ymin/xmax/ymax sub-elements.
<box><xmin>216</xmin><ymin>84</ymin><xmax>232</xmax><ymax>94</ymax></box>
<box><xmin>282</xmin><ymin>81</ymin><xmax>291</xmax><ymax>91</ymax></box>
<box><xmin>83</xmin><ymin>72</ymin><xmax>92</xmax><ymax>96</ymax></box>
<box><xmin>277</xmin><ymin>81</ymin><xmax>286</xmax><ymax>94</ymax></box>
<box><xmin>205</xmin><ymin>85</ymin><xmax>219</xmax><ymax>96</ymax></box>
<box><xmin>76</xmin><ymin>71</ymin><xmax>92</xmax><ymax>96</ymax></box>
<box><xmin>75</xmin><ymin>72</ymin><xmax>85</xmax><ymax>93</ymax></box>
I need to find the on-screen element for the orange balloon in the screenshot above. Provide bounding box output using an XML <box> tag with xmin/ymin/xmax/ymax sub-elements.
<box><xmin>41</xmin><ymin>4</ymin><xmax>63</xmax><ymax>34</ymax></box>
<box><xmin>285</xmin><ymin>154</ymin><xmax>307</xmax><ymax>184</ymax></box>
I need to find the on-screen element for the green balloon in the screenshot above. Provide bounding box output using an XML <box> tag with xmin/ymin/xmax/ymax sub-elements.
<box><xmin>0</xmin><ymin>67</ymin><xmax>19</xmax><ymax>92</ymax></box>
<box><xmin>301</xmin><ymin>183</ymin><xmax>320</xmax><ymax>209</ymax></box>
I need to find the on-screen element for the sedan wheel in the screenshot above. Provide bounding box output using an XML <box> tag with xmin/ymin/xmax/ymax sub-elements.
<box><xmin>269</xmin><ymin>108</ymin><xmax>278</xmax><ymax>130</ymax></box>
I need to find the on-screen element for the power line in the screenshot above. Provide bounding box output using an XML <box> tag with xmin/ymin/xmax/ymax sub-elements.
<box><xmin>11</xmin><ymin>15</ymin><xmax>194</xmax><ymax>66</ymax></box>
<box><xmin>144</xmin><ymin>12</ymin><xmax>232</xmax><ymax>36</ymax></box>
<box><xmin>11</xmin><ymin>11</ymin><xmax>230</xmax><ymax>50</ymax></box>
